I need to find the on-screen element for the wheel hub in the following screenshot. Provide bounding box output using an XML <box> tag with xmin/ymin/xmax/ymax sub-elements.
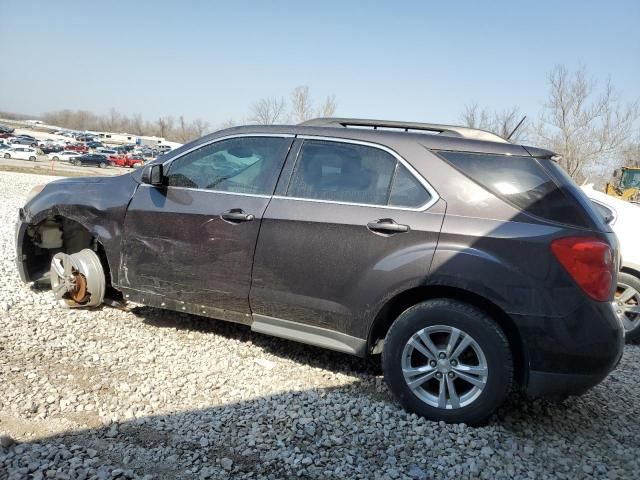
<box><xmin>49</xmin><ymin>249</ymin><xmax>105</xmax><ymax>308</ymax></box>
<box><xmin>401</xmin><ymin>325</ymin><xmax>488</xmax><ymax>410</ymax></box>
<box><xmin>614</xmin><ymin>282</ymin><xmax>640</xmax><ymax>332</ymax></box>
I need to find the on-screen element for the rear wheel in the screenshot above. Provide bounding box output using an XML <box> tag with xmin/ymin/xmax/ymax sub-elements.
<box><xmin>99</xmin><ymin>161</ymin><xmax>106</xmax><ymax>169</ymax></box>
<box><xmin>4</xmin><ymin>153</ymin><xmax>10</xmax><ymax>159</ymax></box>
<box><xmin>615</xmin><ymin>272</ymin><xmax>640</xmax><ymax>343</ymax></box>
<box><xmin>52</xmin><ymin>156</ymin><xmax>59</xmax><ymax>161</ymax></box>
<box><xmin>382</xmin><ymin>299</ymin><xmax>513</xmax><ymax>425</ymax></box>
<box><xmin>75</xmin><ymin>160</ymin><xmax>82</xmax><ymax>166</ymax></box>
<box><xmin>29</xmin><ymin>156</ymin><xmax>36</xmax><ymax>162</ymax></box>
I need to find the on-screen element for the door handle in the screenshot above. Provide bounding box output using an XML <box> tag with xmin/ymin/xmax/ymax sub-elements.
<box><xmin>221</xmin><ymin>209</ymin><xmax>255</xmax><ymax>223</ymax></box>
<box><xmin>367</xmin><ymin>219</ymin><xmax>410</xmax><ymax>234</ymax></box>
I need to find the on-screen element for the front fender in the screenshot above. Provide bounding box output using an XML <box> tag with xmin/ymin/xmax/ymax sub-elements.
<box><xmin>20</xmin><ymin>174</ymin><xmax>140</xmax><ymax>285</ymax></box>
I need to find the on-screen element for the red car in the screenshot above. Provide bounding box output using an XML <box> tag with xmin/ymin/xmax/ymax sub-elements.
<box><xmin>66</xmin><ymin>144</ymin><xmax>88</xmax><ymax>153</ymax></box>
<box><xmin>109</xmin><ymin>155</ymin><xmax>144</xmax><ymax>168</ymax></box>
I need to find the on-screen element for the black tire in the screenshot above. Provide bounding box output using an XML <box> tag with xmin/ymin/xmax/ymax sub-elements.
<box><xmin>99</xmin><ymin>162</ymin><xmax>106</xmax><ymax>169</ymax></box>
<box><xmin>617</xmin><ymin>271</ymin><xmax>640</xmax><ymax>343</ymax></box>
<box><xmin>75</xmin><ymin>160</ymin><xmax>82</xmax><ymax>166</ymax></box>
<box><xmin>4</xmin><ymin>153</ymin><xmax>10</xmax><ymax>159</ymax></box>
<box><xmin>382</xmin><ymin>299</ymin><xmax>513</xmax><ymax>426</ymax></box>
<box><xmin>52</xmin><ymin>156</ymin><xmax>59</xmax><ymax>161</ymax></box>
<box><xmin>29</xmin><ymin>156</ymin><xmax>36</xmax><ymax>162</ymax></box>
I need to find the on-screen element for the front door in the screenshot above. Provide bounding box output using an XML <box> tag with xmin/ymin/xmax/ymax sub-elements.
<box><xmin>120</xmin><ymin>135</ymin><xmax>293</xmax><ymax>320</ymax></box>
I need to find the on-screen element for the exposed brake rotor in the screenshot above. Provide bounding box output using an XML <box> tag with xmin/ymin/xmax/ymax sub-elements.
<box><xmin>50</xmin><ymin>249</ymin><xmax>106</xmax><ymax>308</ymax></box>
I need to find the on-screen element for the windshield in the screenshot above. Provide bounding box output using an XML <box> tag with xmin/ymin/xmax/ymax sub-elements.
<box><xmin>621</xmin><ymin>169</ymin><xmax>640</xmax><ymax>189</ymax></box>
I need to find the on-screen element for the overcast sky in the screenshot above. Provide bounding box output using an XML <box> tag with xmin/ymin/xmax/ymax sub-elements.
<box><xmin>1</xmin><ymin>0</ymin><xmax>638</xmax><ymax>128</ymax></box>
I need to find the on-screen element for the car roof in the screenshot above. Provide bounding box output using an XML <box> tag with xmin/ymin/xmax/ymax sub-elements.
<box><xmin>190</xmin><ymin>123</ymin><xmax>552</xmax><ymax>158</ymax></box>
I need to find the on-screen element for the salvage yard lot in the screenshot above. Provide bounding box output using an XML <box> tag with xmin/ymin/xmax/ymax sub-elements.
<box><xmin>1</xmin><ymin>171</ymin><xmax>639</xmax><ymax>479</ymax></box>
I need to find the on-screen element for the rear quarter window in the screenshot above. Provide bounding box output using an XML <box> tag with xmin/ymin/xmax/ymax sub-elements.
<box><xmin>436</xmin><ymin>151</ymin><xmax>591</xmax><ymax>228</ymax></box>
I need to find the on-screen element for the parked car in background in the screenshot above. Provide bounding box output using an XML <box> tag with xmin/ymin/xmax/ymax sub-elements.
<box><xmin>70</xmin><ymin>153</ymin><xmax>109</xmax><ymax>168</ymax></box>
<box><xmin>12</xmin><ymin>136</ymin><xmax>39</xmax><ymax>147</ymax></box>
<box><xmin>15</xmin><ymin>118</ymin><xmax>624</xmax><ymax>425</ymax></box>
<box><xmin>0</xmin><ymin>132</ymin><xmax>13</xmax><ymax>139</ymax></box>
<box><xmin>65</xmin><ymin>144</ymin><xmax>89</xmax><ymax>153</ymax></box>
<box><xmin>87</xmin><ymin>141</ymin><xmax>104</xmax><ymax>149</ymax></box>
<box><xmin>110</xmin><ymin>155</ymin><xmax>144</xmax><ymax>168</ymax></box>
<box><xmin>114</xmin><ymin>145</ymin><xmax>135</xmax><ymax>153</ymax></box>
<box><xmin>48</xmin><ymin>150</ymin><xmax>82</xmax><ymax>162</ymax></box>
<box><xmin>582</xmin><ymin>184</ymin><xmax>640</xmax><ymax>342</ymax></box>
<box><xmin>0</xmin><ymin>124</ymin><xmax>15</xmax><ymax>134</ymax></box>
<box><xmin>3</xmin><ymin>146</ymin><xmax>38</xmax><ymax>161</ymax></box>
<box><xmin>41</xmin><ymin>145</ymin><xmax>64</xmax><ymax>154</ymax></box>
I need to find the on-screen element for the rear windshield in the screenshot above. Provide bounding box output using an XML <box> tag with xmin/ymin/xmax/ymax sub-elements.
<box><xmin>437</xmin><ymin>151</ymin><xmax>590</xmax><ymax>228</ymax></box>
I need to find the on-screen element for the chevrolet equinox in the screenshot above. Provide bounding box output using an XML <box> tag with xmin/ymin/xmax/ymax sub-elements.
<box><xmin>16</xmin><ymin>118</ymin><xmax>625</xmax><ymax>425</ymax></box>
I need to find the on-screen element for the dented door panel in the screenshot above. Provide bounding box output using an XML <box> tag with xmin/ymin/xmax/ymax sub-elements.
<box><xmin>119</xmin><ymin>185</ymin><xmax>270</xmax><ymax>316</ymax></box>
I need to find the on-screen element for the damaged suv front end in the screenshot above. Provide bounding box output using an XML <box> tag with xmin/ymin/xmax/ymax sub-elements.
<box><xmin>16</xmin><ymin>174</ymin><xmax>140</xmax><ymax>305</ymax></box>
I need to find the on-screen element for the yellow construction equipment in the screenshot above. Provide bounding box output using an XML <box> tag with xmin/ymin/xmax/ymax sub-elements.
<box><xmin>606</xmin><ymin>166</ymin><xmax>640</xmax><ymax>202</ymax></box>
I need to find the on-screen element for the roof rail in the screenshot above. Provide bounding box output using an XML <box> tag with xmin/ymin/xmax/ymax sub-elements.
<box><xmin>299</xmin><ymin>117</ymin><xmax>509</xmax><ymax>144</ymax></box>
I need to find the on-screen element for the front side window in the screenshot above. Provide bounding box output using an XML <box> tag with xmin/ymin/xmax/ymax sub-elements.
<box><xmin>166</xmin><ymin>137</ymin><xmax>291</xmax><ymax>195</ymax></box>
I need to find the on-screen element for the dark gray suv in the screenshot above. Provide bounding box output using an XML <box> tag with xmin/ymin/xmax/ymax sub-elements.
<box><xmin>16</xmin><ymin>118</ymin><xmax>625</xmax><ymax>425</ymax></box>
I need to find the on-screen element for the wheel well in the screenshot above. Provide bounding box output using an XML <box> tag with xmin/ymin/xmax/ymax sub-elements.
<box><xmin>368</xmin><ymin>285</ymin><xmax>527</xmax><ymax>386</ymax></box>
<box><xmin>621</xmin><ymin>266</ymin><xmax>640</xmax><ymax>280</ymax></box>
<box><xmin>22</xmin><ymin>216</ymin><xmax>113</xmax><ymax>288</ymax></box>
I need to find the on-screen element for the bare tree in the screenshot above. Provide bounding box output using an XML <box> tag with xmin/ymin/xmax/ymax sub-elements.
<box><xmin>129</xmin><ymin>113</ymin><xmax>146</xmax><ymax>135</ymax></box>
<box><xmin>156</xmin><ymin>116</ymin><xmax>174</xmax><ymax>138</ymax></box>
<box><xmin>219</xmin><ymin>118</ymin><xmax>240</xmax><ymax>129</ymax></box>
<box><xmin>290</xmin><ymin>86</ymin><xmax>314</xmax><ymax>123</ymax></box>
<box><xmin>191</xmin><ymin>118</ymin><xmax>210</xmax><ymax>138</ymax></box>
<box><xmin>461</xmin><ymin>103</ymin><xmax>527</xmax><ymax>142</ymax></box>
<box><xmin>535</xmin><ymin>65</ymin><xmax>639</xmax><ymax>182</ymax></box>
<box><xmin>249</xmin><ymin>97</ymin><xmax>287</xmax><ymax>125</ymax></box>
<box><xmin>318</xmin><ymin>94</ymin><xmax>337</xmax><ymax>117</ymax></box>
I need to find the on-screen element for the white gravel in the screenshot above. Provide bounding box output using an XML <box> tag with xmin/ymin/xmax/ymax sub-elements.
<box><xmin>1</xmin><ymin>171</ymin><xmax>639</xmax><ymax>479</ymax></box>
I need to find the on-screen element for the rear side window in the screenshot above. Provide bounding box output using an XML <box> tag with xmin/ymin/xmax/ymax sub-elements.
<box><xmin>287</xmin><ymin>140</ymin><xmax>432</xmax><ymax>208</ymax></box>
<box><xmin>287</xmin><ymin>140</ymin><xmax>396</xmax><ymax>205</ymax></box>
<box><xmin>437</xmin><ymin>151</ymin><xmax>590</xmax><ymax>227</ymax></box>
<box><xmin>389</xmin><ymin>163</ymin><xmax>431</xmax><ymax>208</ymax></box>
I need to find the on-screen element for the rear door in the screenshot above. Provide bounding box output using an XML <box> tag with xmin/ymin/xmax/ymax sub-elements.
<box><xmin>250</xmin><ymin>138</ymin><xmax>445</xmax><ymax>342</ymax></box>
<box><xmin>120</xmin><ymin>134</ymin><xmax>293</xmax><ymax>322</ymax></box>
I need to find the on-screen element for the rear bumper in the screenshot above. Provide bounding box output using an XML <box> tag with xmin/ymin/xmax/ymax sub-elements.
<box><xmin>512</xmin><ymin>300</ymin><xmax>624</xmax><ymax>398</ymax></box>
<box><xmin>526</xmin><ymin>369</ymin><xmax>615</xmax><ymax>399</ymax></box>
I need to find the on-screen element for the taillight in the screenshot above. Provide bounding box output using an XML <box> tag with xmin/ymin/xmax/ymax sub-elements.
<box><xmin>551</xmin><ymin>237</ymin><xmax>614</xmax><ymax>302</ymax></box>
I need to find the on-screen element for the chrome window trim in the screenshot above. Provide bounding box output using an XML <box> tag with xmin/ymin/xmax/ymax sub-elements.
<box><xmin>158</xmin><ymin>133</ymin><xmax>295</xmax><ymax>196</ymax></box>
<box><xmin>277</xmin><ymin>135</ymin><xmax>440</xmax><ymax>212</ymax></box>
<box><xmin>138</xmin><ymin>183</ymin><xmax>272</xmax><ymax>199</ymax></box>
<box><xmin>160</xmin><ymin>133</ymin><xmax>295</xmax><ymax>168</ymax></box>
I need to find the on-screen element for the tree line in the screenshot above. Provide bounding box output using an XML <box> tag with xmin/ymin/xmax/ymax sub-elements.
<box><xmin>41</xmin><ymin>109</ymin><xmax>210</xmax><ymax>144</ymax></box>
<box><xmin>37</xmin><ymin>85</ymin><xmax>337</xmax><ymax>144</ymax></box>
<box><xmin>9</xmin><ymin>70</ymin><xmax>639</xmax><ymax>186</ymax></box>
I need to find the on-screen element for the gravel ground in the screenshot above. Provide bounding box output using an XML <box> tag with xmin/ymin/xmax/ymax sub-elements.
<box><xmin>1</xmin><ymin>171</ymin><xmax>639</xmax><ymax>480</ymax></box>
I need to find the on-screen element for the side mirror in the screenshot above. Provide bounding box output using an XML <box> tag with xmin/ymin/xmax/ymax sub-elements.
<box><xmin>141</xmin><ymin>164</ymin><xmax>164</xmax><ymax>186</ymax></box>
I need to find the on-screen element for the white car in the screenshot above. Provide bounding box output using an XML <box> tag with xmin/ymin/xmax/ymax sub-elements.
<box><xmin>48</xmin><ymin>150</ymin><xmax>81</xmax><ymax>162</ymax></box>
<box><xmin>3</xmin><ymin>146</ymin><xmax>39</xmax><ymax>161</ymax></box>
<box><xmin>582</xmin><ymin>184</ymin><xmax>640</xmax><ymax>342</ymax></box>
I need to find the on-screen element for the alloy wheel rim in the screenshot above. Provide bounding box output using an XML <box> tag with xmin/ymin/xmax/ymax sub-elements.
<box><xmin>615</xmin><ymin>282</ymin><xmax>640</xmax><ymax>332</ymax></box>
<box><xmin>401</xmin><ymin>325</ymin><xmax>488</xmax><ymax>409</ymax></box>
